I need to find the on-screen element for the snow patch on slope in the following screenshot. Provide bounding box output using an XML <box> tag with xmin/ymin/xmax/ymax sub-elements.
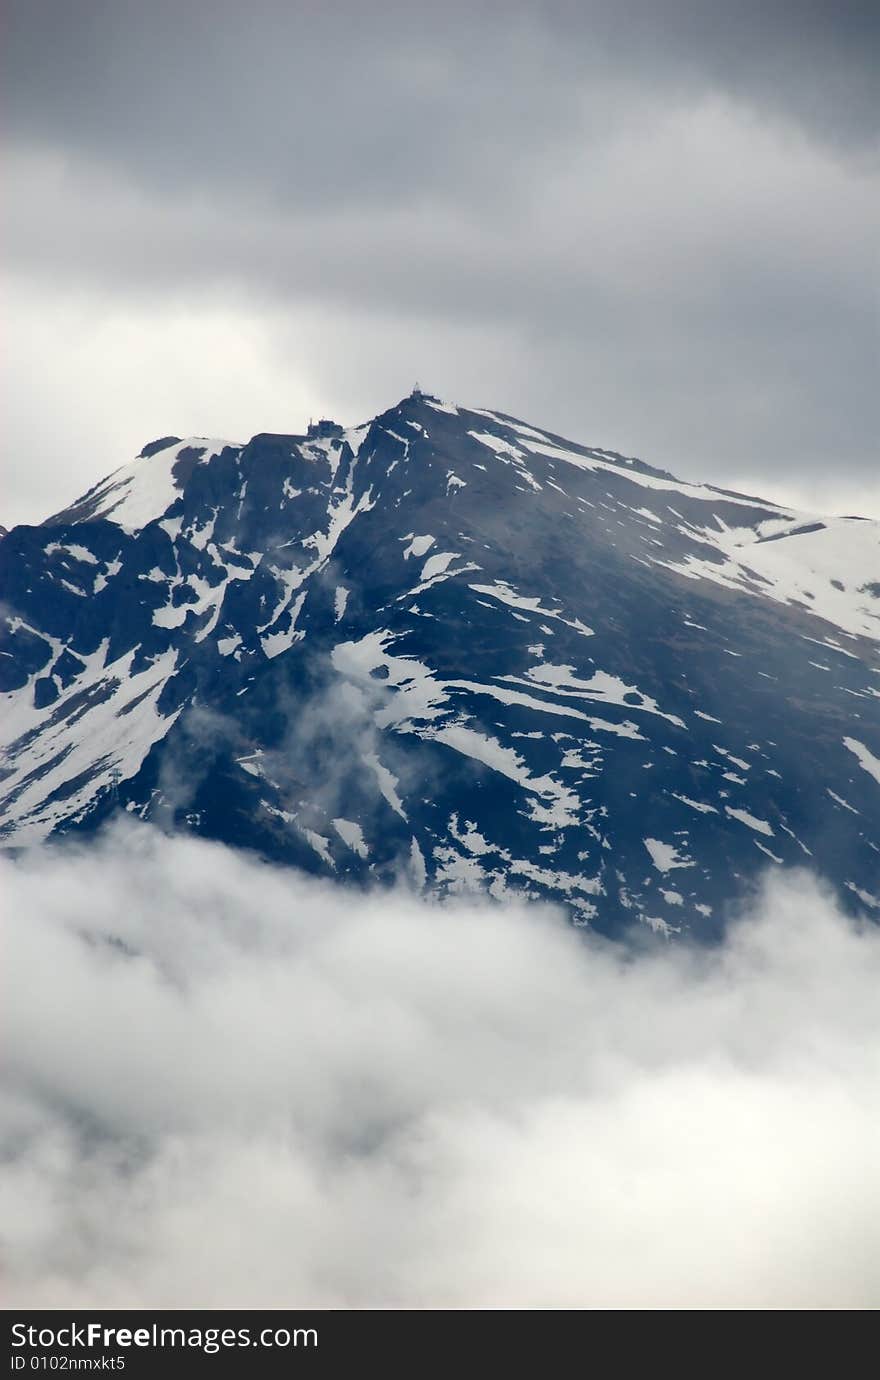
<box><xmin>843</xmin><ymin>737</ymin><xmax>880</xmax><ymax>786</ymax></box>
<box><xmin>68</xmin><ymin>440</ymin><xmax>236</xmax><ymax>533</ymax></box>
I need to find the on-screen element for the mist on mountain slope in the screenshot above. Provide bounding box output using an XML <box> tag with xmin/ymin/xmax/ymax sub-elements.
<box><xmin>2</xmin><ymin>822</ymin><xmax>878</xmax><ymax>1309</ymax></box>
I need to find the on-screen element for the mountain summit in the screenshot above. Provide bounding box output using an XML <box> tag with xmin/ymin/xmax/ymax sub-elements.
<box><xmin>2</xmin><ymin>392</ymin><xmax>879</xmax><ymax>936</ymax></box>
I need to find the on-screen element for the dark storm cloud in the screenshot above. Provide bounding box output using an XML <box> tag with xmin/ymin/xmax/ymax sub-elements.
<box><xmin>554</xmin><ymin>0</ymin><xmax>880</xmax><ymax>148</ymax></box>
<box><xmin>1</xmin><ymin>1</ymin><xmax>878</xmax><ymax>523</ymax></box>
<box><xmin>5</xmin><ymin>1</ymin><xmax>878</xmax><ymax>192</ymax></box>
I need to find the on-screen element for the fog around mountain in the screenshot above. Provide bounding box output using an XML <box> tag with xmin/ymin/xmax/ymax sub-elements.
<box><xmin>3</xmin><ymin>823</ymin><xmax>879</xmax><ymax>1308</ymax></box>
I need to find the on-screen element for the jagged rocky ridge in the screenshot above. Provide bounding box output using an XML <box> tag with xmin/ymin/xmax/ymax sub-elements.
<box><xmin>2</xmin><ymin>392</ymin><xmax>879</xmax><ymax>937</ymax></box>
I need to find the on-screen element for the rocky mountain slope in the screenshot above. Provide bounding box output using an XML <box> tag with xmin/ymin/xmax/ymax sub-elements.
<box><xmin>2</xmin><ymin>391</ymin><xmax>879</xmax><ymax>937</ymax></box>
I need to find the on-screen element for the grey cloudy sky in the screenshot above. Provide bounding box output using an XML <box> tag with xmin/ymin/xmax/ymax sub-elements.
<box><xmin>2</xmin><ymin>0</ymin><xmax>878</xmax><ymax>527</ymax></box>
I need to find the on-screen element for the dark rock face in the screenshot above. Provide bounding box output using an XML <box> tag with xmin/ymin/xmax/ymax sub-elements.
<box><xmin>2</xmin><ymin>394</ymin><xmax>879</xmax><ymax>938</ymax></box>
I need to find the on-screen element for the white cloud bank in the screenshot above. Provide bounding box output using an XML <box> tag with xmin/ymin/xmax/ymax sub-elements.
<box><xmin>1</xmin><ymin>823</ymin><xmax>878</xmax><ymax>1309</ymax></box>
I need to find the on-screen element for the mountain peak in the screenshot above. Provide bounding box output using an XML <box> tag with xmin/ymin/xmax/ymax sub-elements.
<box><xmin>139</xmin><ymin>435</ymin><xmax>183</xmax><ymax>459</ymax></box>
<box><xmin>2</xmin><ymin>396</ymin><xmax>878</xmax><ymax>938</ymax></box>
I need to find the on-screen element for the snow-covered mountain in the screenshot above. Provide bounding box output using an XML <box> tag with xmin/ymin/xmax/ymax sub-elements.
<box><xmin>2</xmin><ymin>392</ymin><xmax>879</xmax><ymax>937</ymax></box>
